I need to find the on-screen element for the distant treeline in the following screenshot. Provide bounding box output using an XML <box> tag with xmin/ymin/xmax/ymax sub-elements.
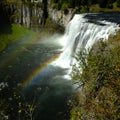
<box><xmin>50</xmin><ymin>0</ymin><xmax>120</xmax><ymax>11</ymax></box>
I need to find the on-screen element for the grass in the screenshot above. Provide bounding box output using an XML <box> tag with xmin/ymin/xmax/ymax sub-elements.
<box><xmin>0</xmin><ymin>15</ymin><xmax>65</xmax><ymax>52</ymax></box>
<box><xmin>0</xmin><ymin>24</ymin><xmax>39</xmax><ymax>52</ymax></box>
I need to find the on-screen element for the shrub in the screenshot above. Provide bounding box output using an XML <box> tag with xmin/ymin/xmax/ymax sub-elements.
<box><xmin>61</xmin><ymin>3</ymin><xmax>69</xmax><ymax>14</ymax></box>
<box><xmin>70</xmin><ymin>36</ymin><xmax>120</xmax><ymax>120</ymax></box>
<box><xmin>116</xmin><ymin>0</ymin><xmax>120</xmax><ymax>7</ymax></box>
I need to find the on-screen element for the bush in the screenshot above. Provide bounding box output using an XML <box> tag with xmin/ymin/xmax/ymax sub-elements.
<box><xmin>70</xmin><ymin>37</ymin><xmax>120</xmax><ymax>120</ymax></box>
<box><xmin>51</xmin><ymin>3</ymin><xmax>58</xmax><ymax>9</ymax></box>
<box><xmin>61</xmin><ymin>3</ymin><xmax>69</xmax><ymax>14</ymax></box>
<box><xmin>98</xmin><ymin>0</ymin><xmax>108</xmax><ymax>8</ymax></box>
<box><xmin>107</xmin><ymin>4</ymin><xmax>113</xmax><ymax>9</ymax></box>
<box><xmin>116</xmin><ymin>0</ymin><xmax>120</xmax><ymax>7</ymax></box>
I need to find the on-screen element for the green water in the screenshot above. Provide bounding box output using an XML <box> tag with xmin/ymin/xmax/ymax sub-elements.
<box><xmin>0</xmin><ymin>37</ymin><xmax>73</xmax><ymax>120</ymax></box>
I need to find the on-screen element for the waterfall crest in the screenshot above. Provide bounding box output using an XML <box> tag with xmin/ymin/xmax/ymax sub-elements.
<box><xmin>52</xmin><ymin>13</ymin><xmax>120</xmax><ymax>68</ymax></box>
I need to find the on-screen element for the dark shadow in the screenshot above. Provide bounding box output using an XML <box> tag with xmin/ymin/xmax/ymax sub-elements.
<box><xmin>23</xmin><ymin>65</ymin><xmax>73</xmax><ymax>120</ymax></box>
<box><xmin>0</xmin><ymin>2</ymin><xmax>12</xmax><ymax>34</ymax></box>
<box><xmin>86</xmin><ymin>19</ymin><xmax>107</xmax><ymax>26</ymax></box>
<box><xmin>0</xmin><ymin>43</ymin><xmax>62</xmax><ymax>87</ymax></box>
<box><xmin>83</xmin><ymin>12</ymin><xmax>120</xmax><ymax>25</ymax></box>
<box><xmin>0</xmin><ymin>42</ymin><xmax>72</xmax><ymax>120</ymax></box>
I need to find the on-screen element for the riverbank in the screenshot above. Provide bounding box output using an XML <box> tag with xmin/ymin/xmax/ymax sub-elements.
<box><xmin>70</xmin><ymin>30</ymin><xmax>120</xmax><ymax>120</ymax></box>
<box><xmin>0</xmin><ymin>24</ymin><xmax>39</xmax><ymax>52</ymax></box>
<box><xmin>0</xmin><ymin>17</ymin><xmax>64</xmax><ymax>52</ymax></box>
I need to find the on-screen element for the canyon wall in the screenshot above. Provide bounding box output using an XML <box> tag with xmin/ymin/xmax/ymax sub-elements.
<box><xmin>0</xmin><ymin>0</ymin><xmax>75</xmax><ymax>29</ymax></box>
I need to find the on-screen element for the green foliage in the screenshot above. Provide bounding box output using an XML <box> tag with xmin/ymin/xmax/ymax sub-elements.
<box><xmin>50</xmin><ymin>0</ymin><xmax>120</xmax><ymax>12</ymax></box>
<box><xmin>14</xmin><ymin>91</ymin><xmax>38</xmax><ymax>120</ymax></box>
<box><xmin>61</xmin><ymin>3</ymin><xmax>69</xmax><ymax>14</ymax></box>
<box><xmin>70</xmin><ymin>33</ymin><xmax>120</xmax><ymax>119</ymax></box>
<box><xmin>50</xmin><ymin>0</ymin><xmax>89</xmax><ymax>10</ymax></box>
<box><xmin>116</xmin><ymin>0</ymin><xmax>120</xmax><ymax>7</ymax></box>
<box><xmin>98</xmin><ymin>0</ymin><xmax>108</xmax><ymax>8</ymax></box>
<box><xmin>44</xmin><ymin>17</ymin><xmax>64</xmax><ymax>33</ymax></box>
<box><xmin>51</xmin><ymin>3</ymin><xmax>58</xmax><ymax>9</ymax></box>
<box><xmin>0</xmin><ymin>24</ymin><xmax>37</xmax><ymax>52</ymax></box>
<box><xmin>0</xmin><ymin>99</ymin><xmax>9</xmax><ymax>119</ymax></box>
<box><xmin>0</xmin><ymin>88</ymin><xmax>39</xmax><ymax>120</ymax></box>
<box><xmin>97</xmin><ymin>0</ymin><xmax>114</xmax><ymax>8</ymax></box>
<box><xmin>71</xmin><ymin>49</ymin><xmax>88</xmax><ymax>84</ymax></box>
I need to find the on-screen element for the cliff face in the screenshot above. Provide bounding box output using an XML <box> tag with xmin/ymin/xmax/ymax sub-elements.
<box><xmin>48</xmin><ymin>8</ymin><xmax>75</xmax><ymax>27</ymax></box>
<box><xmin>17</xmin><ymin>4</ymin><xmax>43</xmax><ymax>28</ymax></box>
<box><xmin>1</xmin><ymin>0</ymin><xmax>74</xmax><ymax>30</ymax></box>
<box><xmin>8</xmin><ymin>1</ymin><xmax>44</xmax><ymax>29</ymax></box>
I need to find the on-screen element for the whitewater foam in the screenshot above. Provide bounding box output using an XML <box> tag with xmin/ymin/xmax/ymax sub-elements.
<box><xmin>52</xmin><ymin>13</ymin><xmax>120</xmax><ymax>68</ymax></box>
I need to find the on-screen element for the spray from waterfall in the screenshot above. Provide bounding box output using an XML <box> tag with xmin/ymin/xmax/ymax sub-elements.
<box><xmin>22</xmin><ymin>13</ymin><xmax>120</xmax><ymax>87</ymax></box>
<box><xmin>52</xmin><ymin>13</ymin><xmax>120</xmax><ymax>69</ymax></box>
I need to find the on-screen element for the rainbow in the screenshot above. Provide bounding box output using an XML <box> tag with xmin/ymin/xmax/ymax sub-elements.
<box><xmin>0</xmin><ymin>32</ymin><xmax>40</xmax><ymax>68</ymax></box>
<box><xmin>21</xmin><ymin>54</ymin><xmax>60</xmax><ymax>88</ymax></box>
<box><xmin>1</xmin><ymin>31</ymin><xmax>62</xmax><ymax>89</ymax></box>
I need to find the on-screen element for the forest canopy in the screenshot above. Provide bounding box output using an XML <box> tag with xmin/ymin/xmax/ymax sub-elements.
<box><xmin>50</xmin><ymin>0</ymin><xmax>120</xmax><ymax>11</ymax></box>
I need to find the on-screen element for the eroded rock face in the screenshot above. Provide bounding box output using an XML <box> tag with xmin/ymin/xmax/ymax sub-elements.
<box><xmin>11</xmin><ymin>2</ymin><xmax>43</xmax><ymax>29</ymax></box>
<box><xmin>48</xmin><ymin>8</ymin><xmax>75</xmax><ymax>27</ymax></box>
<box><xmin>1</xmin><ymin>0</ymin><xmax>75</xmax><ymax>29</ymax></box>
<box><xmin>22</xmin><ymin>4</ymin><xmax>42</xmax><ymax>28</ymax></box>
<box><xmin>0</xmin><ymin>1</ymin><xmax>44</xmax><ymax>29</ymax></box>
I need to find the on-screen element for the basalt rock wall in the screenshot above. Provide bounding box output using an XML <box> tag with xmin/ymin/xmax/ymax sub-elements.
<box><xmin>0</xmin><ymin>0</ymin><xmax>75</xmax><ymax>29</ymax></box>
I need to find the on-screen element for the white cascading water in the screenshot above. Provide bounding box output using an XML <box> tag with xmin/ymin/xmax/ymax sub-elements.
<box><xmin>52</xmin><ymin>13</ymin><xmax>120</xmax><ymax>69</ymax></box>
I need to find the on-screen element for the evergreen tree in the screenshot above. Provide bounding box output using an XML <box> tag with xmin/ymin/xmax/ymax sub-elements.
<box><xmin>116</xmin><ymin>0</ymin><xmax>120</xmax><ymax>7</ymax></box>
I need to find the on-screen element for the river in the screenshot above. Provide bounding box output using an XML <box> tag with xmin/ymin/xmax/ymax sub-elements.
<box><xmin>0</xmin><ymin>12</ymin><xmax>120</xmax><ymax>120</ymax></box>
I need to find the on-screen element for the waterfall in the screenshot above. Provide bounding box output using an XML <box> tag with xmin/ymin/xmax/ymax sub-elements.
<box><xmin>52</xmin><ymin>13</ymin><xmax>120</xmax><ymax>68</ymax></box>
<box><xmin>1</xmin><ymin>12</ymin><xmax>120</xmax><ymax>120</ymax></box>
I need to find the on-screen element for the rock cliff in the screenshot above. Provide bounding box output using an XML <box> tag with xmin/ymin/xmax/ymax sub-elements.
<box><xmin>0</xmin><ymin>0</ymin><xmax>74</xmax><ymax>30</ymax></box>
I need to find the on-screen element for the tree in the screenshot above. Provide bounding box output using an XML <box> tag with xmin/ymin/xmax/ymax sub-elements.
<box><xmin>98</xmin><ymin>0</ymin><xmax>108</xmax><ymax>8</ymax></box>
<box><xmin>116</xmin><ymin>0</ymin><xmax>120</xmax><ymax>7</ymax></box>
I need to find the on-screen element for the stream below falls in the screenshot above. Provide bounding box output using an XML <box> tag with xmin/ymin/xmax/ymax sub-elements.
<box><xmin>0</xmin><ymin>12</ymin><xmax>120</xmax><ymax>120</ymax></box>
